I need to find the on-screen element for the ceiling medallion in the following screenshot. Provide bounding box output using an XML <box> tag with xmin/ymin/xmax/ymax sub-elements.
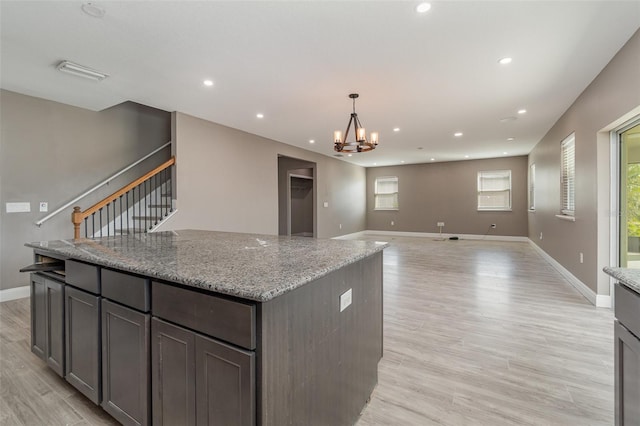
<box><xmin>334</xmin><ymin>93</ymin><xmax>379</xmax><ymax>153</ymax></box>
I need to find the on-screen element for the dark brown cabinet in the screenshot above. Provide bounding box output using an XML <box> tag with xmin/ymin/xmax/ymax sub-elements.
<box><xmin>615</xmin><ymin>320</ymin><xmax>640</xmax><ymax>425</ymax></box>
<box><xmin>30</xmin><ymin>274</ymin><xmax>65</xmax><ymax>376</ymax></box>
<box><xmin>65</xmin><ymin>285</ymin><xmax>101</xmax><ymax>404</ymax></box>
<box><xmin>615</xmin><ymin>283</ymin><xmax>640</xmax><ymax>426</ymax></box>
<box><xmin>151</xmin><ymin>318</ymin><xmax>255</xmax><ymax>426</ymax></box>
<box><xmin>102</xmin><ymin>299</ymin><xmax>150</xmax><ymax>426</ymax></box>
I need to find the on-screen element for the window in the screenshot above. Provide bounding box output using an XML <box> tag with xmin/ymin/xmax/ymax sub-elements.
<box><xmin>560</xmin><ymin>133</ymin><xmax>575</xmax><ymax>216</ymax></box>
<box><xmin>374</xmin><ymin>176</ymin><xmax>398</xmax><ymax>210</ymax></box>
<box><xmin>477</xmin><ymin>170</ymin><xmax>511</xmax><ymax>211</ymax></box>
<box><xmin>528</xmin><ymin>163</ymin><xmax>536</xmax><ymax>210</ymax></box>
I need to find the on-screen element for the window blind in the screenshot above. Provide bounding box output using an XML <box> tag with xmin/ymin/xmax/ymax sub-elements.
<box><xmin>374</xmin><ymin>176</ymin><xmax>398</xmax><ymax>210</ymax></box>
<box><xmin>477</xmin><ymin>170</ymin><xmax>511</xmax><ymax>211</ymax></box>
<box><xmin>561</xmin><ymin>134</ymin><xmax>575</xmax><ymax>215</ymax></box>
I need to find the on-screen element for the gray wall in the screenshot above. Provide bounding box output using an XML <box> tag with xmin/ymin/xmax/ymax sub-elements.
<box><xmin>366</xmin><ymin>156</ymin><xmax>529</xmax><ymax>236</ymax></box>
<box><xmin>157</xmin><ymin>112</ymin><xmax>366</xmax><ymax>238</ymax></box>
<box><xmin>0</xmin><ymin>90</ymin><xmax>171</xmax><ymax>290</ymax></box>
<box><xmin>528</xmin><ymin>29</ymin><xmax>640</xmax><ymax>295</ymax></box>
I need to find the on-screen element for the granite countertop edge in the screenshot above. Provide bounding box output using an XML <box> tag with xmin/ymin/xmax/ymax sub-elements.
<box><xmin>603</xmin><ymin>266</ymin><xmax>640</xmax><ymax>295</ymax></box>
<box><xmin>25</xmin><ymin>232</ymin><xmax>389</xmax><ymax>302</ymax></box>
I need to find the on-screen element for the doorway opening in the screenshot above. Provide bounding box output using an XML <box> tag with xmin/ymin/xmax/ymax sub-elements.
<box><xmin>277</xmin><ymin>156</ymin><xmax>316</xmax><ymax>237</ymax></box>
<box><xmin>618</xmin><ymin>121</ymin><xmax>640</xmax><ymax>268</ymax></box>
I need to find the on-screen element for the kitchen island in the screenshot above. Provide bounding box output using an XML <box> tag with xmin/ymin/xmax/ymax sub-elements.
<box><xmin>24</xmin><ymin>230</ymin><xmax>387</xmax><ymax>426</ymax></box>
<box><xmin>604</xmin><ymin>267</ymin><xmax>640</xmax><ymax>426</ymax></box>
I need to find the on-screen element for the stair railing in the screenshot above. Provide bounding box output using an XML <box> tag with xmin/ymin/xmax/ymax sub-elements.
<box><xmin>36</xmin><ymin>142</ymin><xmax>172</xmax><ymax>228</ymax></box>
<box><xmin>72</xmin><ymin>156</ymin><xmax>175</xmax><ymax>239</ymax></box>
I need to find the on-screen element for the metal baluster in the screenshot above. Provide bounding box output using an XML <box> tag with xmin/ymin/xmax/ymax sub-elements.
<box><xmin>84</xmin><ymin>218</ymin><xmax>88</xmax><ymax>238</ymax></box>
<box><xmin>99</xmin><ymin>208</ymin><xmax>103</xmax><ymax>237</ymax></box>
<box><xmin>126</xmin><ymin>190</ymin><xmax>130</xmax><ymax>235</ymax></box>
<box><xmin>119</xmin><ymin>196</ymin><xmax>123</xmax><ymax>236</ymax></box>
<box><xmin>113</xmin><ymin>200</ymin><xmax>116</xmax><ymax>236</ymax></box>
<box><xmin>92</xmin><ymin>212</ymin><xmax>95</xmax><ymax>238</ymax></box>
<box><xmin>106</xmin><ymin>203</ymin><xmax>110</xmax><ymax>237</ymax></box>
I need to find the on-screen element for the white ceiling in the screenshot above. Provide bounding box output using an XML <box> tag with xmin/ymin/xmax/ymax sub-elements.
<box><xmin>2</xmin><ymin>1</ymin><xmax>639</xmax><ymax>167</ymax></box>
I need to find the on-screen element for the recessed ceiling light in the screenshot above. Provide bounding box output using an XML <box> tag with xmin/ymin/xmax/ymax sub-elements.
<box><xmin>518</xmin><ymin>109</ymin><xmax>527</xmax><ymax>114</ymax></box>
<box><xmin>503</xmin><ymin>152</ymin><xmax>508</xmax><ymax>155</ymax></box>
<box><xmin>430</xmin><ymin>158</ymin><xmax>435</xmax><ymax>161</ymax></box>
<box><xmin>348</xmin><ymin>154</ymin><xmax>352</xmax><ymax>157</ymax></box>
<box><xmin>507</xmin><ymin>137</ymin><xmax>515</xmax><ymax>141</ymax></box>
<box><xmin>464</xmin><ymin>155</ymin><xmax>469</xmax><ymax>158</ymax></box>
<box><xmin>416</xmin><ymin>2</ymin><xmax>431</xmax><ymax>13</ymax></box>
<box><xmin>203</xmin><ymin>79</ymin><xmax>213</xmax><ymax>87</ymax></box>
<box><xmin>401</xmin><ymin>161</ymin><xmax>405</xmax><ymax>164</ymax></box>
<box><xmin>373</xmin><ymin>162</ymin><xmax>377</xmax><ymax>166</ymax></box>
<box><xmin>393</xmin><ymin>128</ymin><xmax>400</xmax><ymax>132</ymax></box>
<box><xmin>81</xmin><ymin>2</ymin><xmax>105</xmax><ymax>18</ymax></box>
<box><xmin>256</xmin><ymin>113</ymin><xmax>264</xmax><ymax>119</ymax></box>
<box><xmin>309</xmin><ymin>139</ymin><xmax>315</xmax><ymax>144</ymax></box>
<box><xmin>498</xmin><ymin>57</ymin><xmax>512</xmax><ymax>65</ymax></box>
<box><xmin>454</xmin><ymin>132</ymin><xmax>463</xmax><ymax>137</ymax></box>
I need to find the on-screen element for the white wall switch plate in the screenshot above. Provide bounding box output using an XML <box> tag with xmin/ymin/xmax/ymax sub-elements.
<box><xmin>437</xmin><ymin>222</ymin><xmax>445</xmax><ymax>227</ymax></box>
<box><xmin>323</xmin><ymin>201</ymin><xmax>329</xmax><ymax>208</ymax></box>
<box><xmin>340</xmin><ymin>288</ymin><xmax>352</xmax><ymax>312</ymax></box>
<box><xmin>39</xmin><ymin>202</ymin><xmax>48</xmax><ymax>212</ymax></box>
<box><xmin>6</xmin><ymin>202</ymin><xmax>30</xmax><ymax>213</ymax></box>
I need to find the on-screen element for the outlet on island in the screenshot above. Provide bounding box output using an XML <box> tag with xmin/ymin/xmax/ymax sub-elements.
<box><xmin>437</xmin><ymin>222</ymin><xmax>445</xmax><ymax>227</ymax></box>
<box><xmin>391</xmin><ymin>221</ymin><xmax>394</xmax><ymax>226</ymax></box>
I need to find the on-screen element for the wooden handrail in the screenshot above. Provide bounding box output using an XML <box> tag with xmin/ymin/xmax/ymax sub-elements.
<box><xmin>72</xmin><ymin>156</ymin><xmax>175</xmax><ymax>239</ymax></box>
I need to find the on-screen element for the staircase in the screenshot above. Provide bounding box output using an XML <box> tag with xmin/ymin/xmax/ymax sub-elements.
<box><xmin>72</xmin><ymin>157</ymin><xmax>175</xmax><ymax>239</ymax></box>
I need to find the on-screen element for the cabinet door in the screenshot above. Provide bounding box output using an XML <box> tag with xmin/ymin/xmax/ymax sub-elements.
<box><xmin>195</xmin><ymin>334</ymin><xmax>255</xmax><ymax>426</ymax></box>
<box><xmin>102</xmin><ymin>300</ymin><xmax>150</xmax><ymax>426</ymax></box>
<box><xmin>151</xmin><ymin>318</ymin><xmax>196</xmax><ymax>426</ymax></box>
<box><xmin>65</xmin><ymin>286</ymin><xmax>101</xmax><ymax>404</ymax></box>
<box><xmin>30</xmin><ymin>274</ymin><xmax>46</xmax><ymax>360</ymax></box>
<box><xmin>45</xmin><ymin>278</ymin><xmax>65</xmax><ymax>377</ymax></box>
<box><xmin>615</xmin><ymin>320</ymin><xmax>640</xmax><ymax>426</ymax></box>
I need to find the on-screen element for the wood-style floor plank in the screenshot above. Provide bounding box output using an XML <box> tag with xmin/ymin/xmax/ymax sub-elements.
<box><xmin>0</xmin><ymin>237</ymin><xmax>613</xmax><ymax>425</ymax></box>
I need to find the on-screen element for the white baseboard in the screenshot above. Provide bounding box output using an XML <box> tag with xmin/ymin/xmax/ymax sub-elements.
<box><xmin>332</xmin><ymin>231</ymin><xmax>369</xmax><ymax>240</ymax></box>
<box><xmin>0</xmin><ymin>286</ymin><xmax>30</xmax><ymax>302</ymax></box>
<box><xmin>355</xmin><ymin>230</ymin><xmax>529</xmax><ymax>242</ymax></box>
<box><xmin>528</xmin><ymin>240</ymin><xmax>609</xmax><ymax>308</ymax></box>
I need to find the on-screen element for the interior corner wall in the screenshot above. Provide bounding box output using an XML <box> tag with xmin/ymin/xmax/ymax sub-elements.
<box><xmin>163</xmin><ymin>112</ymin><xmax>366</xmax><ymax>239</ymax></box>
<box><xmin>366</xmin><ymin>156</ymin><xmax>529</xmax><ymax>236</ymax></box>
<box><xmin>0</xmin><ymin>90</ymin><xmax>171</xmax><ymax>291</ymax></box>
<box><xmin>528</xmin><ymin>29</ymin><xmax>640</xmax><ymax>295</ymax></box>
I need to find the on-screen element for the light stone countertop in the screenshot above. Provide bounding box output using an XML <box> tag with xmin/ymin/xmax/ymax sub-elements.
<box><xmin>26</xmin><ymin>229</ymin><xmax>388</xmax><ymax>302</ymax></box>
<box><xmin>603</xmin><ymin>266</ymin><xmax>640</xmax><ymax>295</ymax></box>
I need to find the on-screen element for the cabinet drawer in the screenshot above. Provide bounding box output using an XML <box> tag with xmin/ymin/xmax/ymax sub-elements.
<box><xmin>102</xmin><ymin>269</ymin><xmax>150</xmax><ymax>312</ymax></box>
<box><xmin>616</xmin><ymin>283</ymin><xmax>640</xmax><ymax>338</ymax></box>
<box><xmin>152</xmin><ymin>282</ymin><xmax>256</xmax><ymax>350</ymax></box>
<box><xmin>66</xmin><ymin>260</ymin><xmax>100</xmax><ymax>294</ymax></box>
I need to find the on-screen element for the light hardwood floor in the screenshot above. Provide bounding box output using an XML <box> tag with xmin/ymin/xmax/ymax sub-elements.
<box><xmin>0</xmin><ymin>237</ymin><xmax>613</xmax><ymax>425</ymax></box>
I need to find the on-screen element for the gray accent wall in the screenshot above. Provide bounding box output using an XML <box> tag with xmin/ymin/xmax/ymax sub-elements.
<box><xmin>528</xmin><ymin>29</ymin><xmax>640</xmax><ymax>296</ymax></box>
<box><xmin>366</xmin><ymin>156</ymin><xmax>529</xmax><ymax>236</ymax></box>
<box><xmin>0</xmin><ymin>90</ymin><xmax>170</xmax><ymax>291</ymax></box>
<box><xmin>157</xmin><ymin>112</ymin><xmax>366</xmax><ymax>239</ymax></box>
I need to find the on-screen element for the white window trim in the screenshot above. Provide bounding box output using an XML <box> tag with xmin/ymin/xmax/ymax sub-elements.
<box><xmin>477</xmin><ymin>170</ymin><xmax>512</xmax><ymax>211</ymax></box>
<box><xmin>560</xmin><ymin>133</ymin><xmax>576</xmax><ymax>216</ymax></box>
<box><xmin>528</xmin><ymin>163</ymin><xmax>536</xmax><ymax>211</ymax></box>
<box><xmin>374</xmin><ymin>176</ymin><xmax>399</xmax><ymax>211</ymax></box>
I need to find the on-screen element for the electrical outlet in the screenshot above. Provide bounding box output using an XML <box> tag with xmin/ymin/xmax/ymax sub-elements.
<box><xmin>339</xmin><ymin>223</ymin><xmax>342</xmax><ymax>230</ymax></box>
<box><xmin>391</xmin><ymin>221</ymin><xmax>395</xmax><ymax>226</ymax></box>
<box><xmin>580</xmin><ymin>252</ymin><xmax>584</xmax><ymax>263</ymax></box>
<box><xmin>539</xmin><ymin>232</ymin><xmax>543</xmax><ymax>240</ymax></box>
<box><xmin>437</xmin><ymin>222</ymin><xmax>445</xmax><ymax>227</ymax></box>
<box><xmin>39</xmin><ymin>202</ymin><xmax>48</xmax><ymax>212</ymax></box>
<box><xmin>340</xmin><ymin>288</ymin><xmax>353</xmax><ymax>312</ymax></box>
<box><xmin>491</xmin><ymin>224</ymin><xmax>496</xmax><ymax>228</ymax></box>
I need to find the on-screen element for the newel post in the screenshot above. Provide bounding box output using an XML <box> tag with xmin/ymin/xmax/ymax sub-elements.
<box><xmin>72</xmin><ymin>206</ymin><xmax>82</xmax><ymax>239</ymax></box>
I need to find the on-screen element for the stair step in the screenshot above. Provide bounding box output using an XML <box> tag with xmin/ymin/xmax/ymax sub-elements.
<box><xmin>132</xmin><ymin>215</ymin><xmax>161</xmax><ymax>221</ymax></box>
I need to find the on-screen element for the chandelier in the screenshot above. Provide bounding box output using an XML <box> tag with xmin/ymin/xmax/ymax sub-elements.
<box><xmin>334</xmin><ymin>93</ymin><xmax>379</xmax><ymax>153</ymax></box>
